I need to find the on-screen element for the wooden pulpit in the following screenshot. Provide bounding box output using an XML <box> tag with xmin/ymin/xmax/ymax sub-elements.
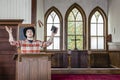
<box><xmin>15</xmin><ymin>53</ymin><xmax>51</xmax><ymax>80</ymax></box>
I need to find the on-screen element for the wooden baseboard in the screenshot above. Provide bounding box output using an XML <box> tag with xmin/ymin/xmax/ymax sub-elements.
<box><xmin>51</xmin><ymin>68</ymin><xmax>120</xmax><ymax>74</ymax></box>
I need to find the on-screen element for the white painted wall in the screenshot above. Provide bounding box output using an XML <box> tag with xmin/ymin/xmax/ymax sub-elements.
<box><xmin>0</xmin><ymin>0</ymin><xmax>31</xmax><ymax>23</ymax></box>
<box><xmin>108</xmin><ymin>0</ymin><xmax>120</xmax><ymax>42</ymax></box>
<box><xmin>44</xmin><ymin>0</ymin><xmax>108</xmax><ymax>18</ymax></box>
<box><xmin>36</xmin><ymin>0</ymin><xmax>44</xmax><ymax>40</ymax></box>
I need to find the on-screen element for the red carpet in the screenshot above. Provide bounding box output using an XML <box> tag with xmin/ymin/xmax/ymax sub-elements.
<box><xmin>52</xmin><ymin>74</ymin><xmax>120</xmax><ymax>80</ymax></box>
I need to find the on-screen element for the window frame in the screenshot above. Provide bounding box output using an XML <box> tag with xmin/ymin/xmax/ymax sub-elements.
<box><xmin>44</xmin><ymin>6</ymin><xmax>63</xmax><ymax>51</ymax></box>
<box><xmin>65</xmin><ymin>3</ymin><xmax>87</xmax><ymax>50</ymax></box>
<box><xmin>88</xmin><ymin>6</ymin><xmax>108</xmax><ymax>51</ymax></box>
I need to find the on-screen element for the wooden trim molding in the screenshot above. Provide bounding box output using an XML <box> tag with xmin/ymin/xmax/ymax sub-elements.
<box><xmin>31</xmin><ymin>0</ymin><xmax>37</xmax><ymax>24</ymax></box>
<box><xmin>0</xmin><ymin>19</ymin><xmax>23</xmax><ymax>25</ymax></box>
<box><xmin>0</xmin><ymin>0</ymin><xmax>37</xmax><ymax>25</ymax></box>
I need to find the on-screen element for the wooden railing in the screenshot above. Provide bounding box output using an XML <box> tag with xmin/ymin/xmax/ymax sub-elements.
<box><xmin>43</xmin><ymin>50</ymin><xmax>88</xmax><ymax>68</ymax></box>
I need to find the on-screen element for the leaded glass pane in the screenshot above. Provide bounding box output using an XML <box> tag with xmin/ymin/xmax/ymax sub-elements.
<box><xmin>76</xmin><ymin>22</ymin><xmax>83</xmax><ymax>35</ymax></box>
<box><xmin>76</xmin><ymin>36</ymin><xmax>83</xmax><ymax>50</ymax></box>
<box><xmin>97</xmin><ymin>24</ymin><xmax>103</xmax><ymax>36</ymax></box>
<box><xmin>98</xmin><ymin>37</ymin><xmax>104</xmax><ymax>49</ymax></box>
<box><xmin>91</xmin><ymin>24</ymin><xmax>97</xmax><ymax>36</ymax></box>
<box><xmin>47</xmin><ymin>24</ymin><xmax>52</xmax><ymax>36</ymax></box>
<box><xmin>91</xmin><ymin>37</ymin><xmax>97</xmax><ymax>49</ymax></box>
<box><xmin>72</xmin><ymin>8</ymin><xmax>79</xmax><ymax>17</ymax></box>
<box><xmin>98</xmin><ymin>15</ymin><xmax>103</xmax><ymax>23</ymax></box>
<box><xmin>95</xmin><ymin>11</ymin><xmax>100</xmax><ymax>20</ymax></box>
<box><xmin>68</xmin><ymin>36</ymin><xmax>75</xmax><ymax>50</ymax></box>
<box><xmin>76</xmin><ymin>12</ymin><xmax>82</xmax><ymax>21</ymax></box>
<box><xmin>54</xmin><ymin>37</ymin><xmax>60</xmax><ymax>49</ymax></box>
<box><xmin>47</xmin><ymin>15</ymin><xmax>53</xmax><ymax>23</ymax></box>
<box><xmin>54</xmin><ymin>15</ymin><xmax>60</xmax><ymax>23</ymax></box>
<box><xmin>91</xmin><ymin>15</ymin><xmax>96</xmax><ymax>23</ymax></box>
<box><xmin>68</xmin><ymin>12</ymin><xmax>74</xmax><ymax>21</ymax></box>
<box><xmin>68</xmin><ymin>22</ymin><xmax>75</xmax><ymax>35</ymax></box>
<box><xmin>51</xmin><ymin>11</ymin><xmax>56</xmax><ymax>16</ymax></box>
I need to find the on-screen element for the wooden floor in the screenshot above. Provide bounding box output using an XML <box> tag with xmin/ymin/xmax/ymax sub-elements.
<box><xmin>52</xmin><ymin>68</ymin><xmax>120</xmax><ymax>74</ymax></box>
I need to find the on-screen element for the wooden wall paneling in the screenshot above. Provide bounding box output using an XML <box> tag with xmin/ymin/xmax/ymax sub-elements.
<box><xmin>90</xmin><ymin>52</ymin><xmax>110</xmax><ymax>68</ymax></box>
<box><xmin>51</xmin><ymin>51</ymin><xmax>68</xmax><ymax>68</ymax></box>
<box><xmin>0</xmin><ymin>19</ymin><xmax>23</xmax><ymax>80</ymax></box>
<box><xmin>108</xmin><ymin>42</ymin><xmax>120</xmax><ymax>68</ymax></box>
<box><xmin>109</xmin><ymin>51</ymin><xmax>120</xmax><ymax>68</ymax></box>
<box><xmin>71</xmin><ymin>50</ymin><xmax>88</xmax><ymax>68</ymax></box>
<box><xmin>0</xmin><ymin>25</ymin><xmax>17</xmax><ymax>51</ymax></box>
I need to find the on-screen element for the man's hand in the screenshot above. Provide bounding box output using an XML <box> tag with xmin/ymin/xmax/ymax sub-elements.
<box><xmin>51</xmin><ymin>29</ymin><xmax>58</xmax><ymax>36</ymax></box>
<box><xmin>5</xmin><ymin>26</ymin><xmax>14</xmax><ymax>42</ymax></box>
<box><xmin>5</xmin><ymin>26</ymin><xmax>12</xmax><ymax>33</ymax></box>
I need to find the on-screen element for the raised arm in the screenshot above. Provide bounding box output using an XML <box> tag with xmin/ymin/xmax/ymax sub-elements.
<box><xmin>42</xmin><ymin>32</ymin><xmax>55</xmax><ymax>47</ymax></box>
<box><xmin>5</xmin><ymin>26</ymin><xmax>15</xmax><ymax>45</ymax></box>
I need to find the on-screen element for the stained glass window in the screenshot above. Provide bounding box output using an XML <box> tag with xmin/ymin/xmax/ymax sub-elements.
<box><xmin>67</xmin><ymin>8</ymin><xmax>83</xmax><ymax>50</ymax></box>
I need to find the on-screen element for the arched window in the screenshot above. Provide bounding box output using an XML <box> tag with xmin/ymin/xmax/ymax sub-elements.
<box><xmin>65</xmin><ymin>3</ymin><xmax>86</xmax><ymax>50</ymax></box>
<box><xmin>88</xmin><ymin>7</ymin><xmax>107</xmax><ymax>50</ymax></box>
<box><xmin>45</xmin><ymin>7</ymin><xmax>63</xmax><ymax>50</ymax></box>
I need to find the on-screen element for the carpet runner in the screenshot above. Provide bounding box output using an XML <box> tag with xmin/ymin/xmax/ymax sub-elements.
<box><xmin>52</xmin><ymin>74</ymin><xmax>120</xmax><ymax>80</ymax></box>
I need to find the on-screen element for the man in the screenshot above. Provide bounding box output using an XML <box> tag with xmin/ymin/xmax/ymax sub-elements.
<box><xmin>5</xmin><ymin>26</ymin><xmax>56</xmax><ymax>54</ymax></box>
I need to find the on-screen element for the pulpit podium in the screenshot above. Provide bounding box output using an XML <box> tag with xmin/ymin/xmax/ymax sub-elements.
<box><xmin>15</xmin><ymin>53</ymin><xmax>51</xmax><ymax>80</ymax></box>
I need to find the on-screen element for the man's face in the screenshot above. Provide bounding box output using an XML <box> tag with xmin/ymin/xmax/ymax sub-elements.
<box><xmin>26</xmin><ymin>29</ymin><xmax>34</xmax><ymax>38</ymax></box>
